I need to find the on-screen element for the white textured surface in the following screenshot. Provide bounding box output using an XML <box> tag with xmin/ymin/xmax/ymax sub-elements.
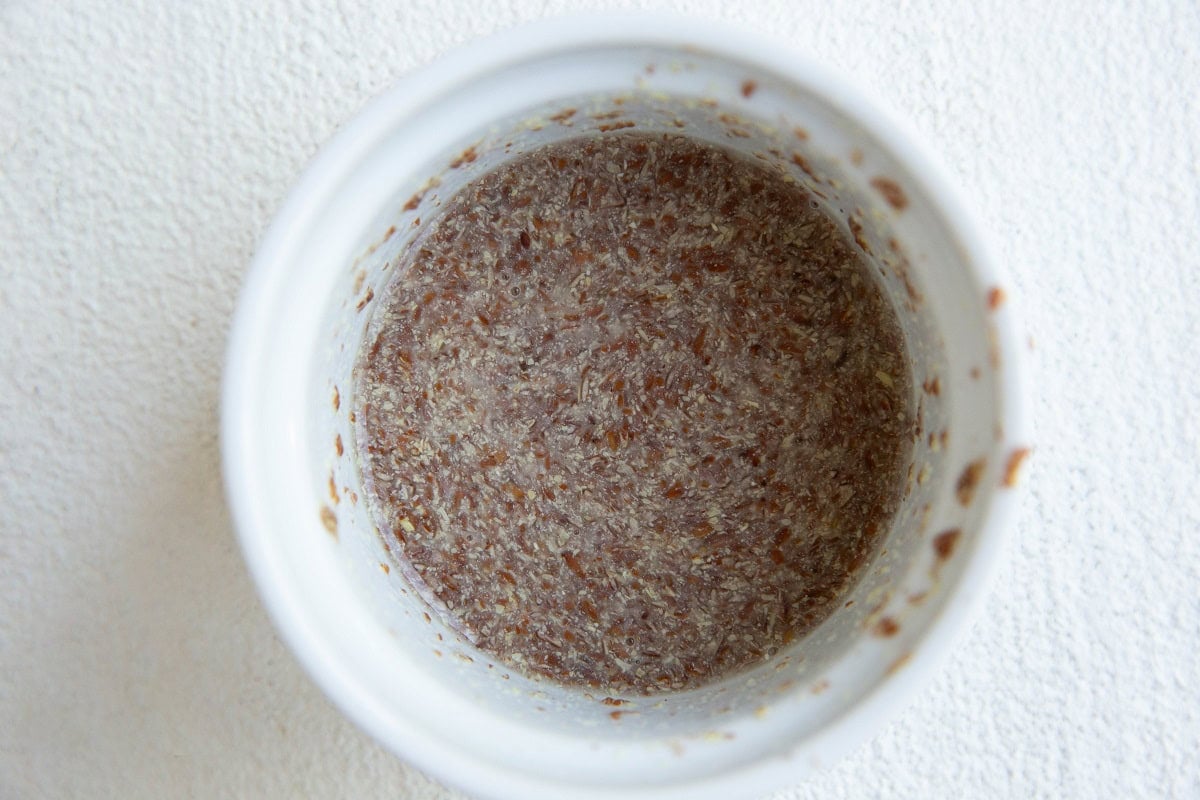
<box><xmin>1</xmin><ymin>1</ymin><xmax>1198</xmax><ymax>797</ymax></box>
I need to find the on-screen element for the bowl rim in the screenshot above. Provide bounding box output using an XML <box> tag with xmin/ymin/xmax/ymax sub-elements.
<box><xmin>222</xmin><ymin>12</ymin><xmax>1031</xmax><ymax>799</ymax></box>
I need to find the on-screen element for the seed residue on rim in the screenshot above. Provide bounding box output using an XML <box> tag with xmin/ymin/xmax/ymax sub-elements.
<box><xmin>357</xmin><ymin>133</ymin><xmax>914</xmax><ymax>694</ymax></box>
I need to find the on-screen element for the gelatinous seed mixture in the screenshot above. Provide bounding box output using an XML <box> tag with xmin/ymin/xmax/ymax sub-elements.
<box><xmin>357</xmin><ymin>133</ymin><xmax>913</xmax><ymax>694</ymax></box>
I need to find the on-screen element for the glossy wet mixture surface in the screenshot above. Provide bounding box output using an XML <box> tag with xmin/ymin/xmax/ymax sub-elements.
<box><xmin>357</xmin><ymin>133</ymin><xmax>913</xmax><ymax>694</ymax></box>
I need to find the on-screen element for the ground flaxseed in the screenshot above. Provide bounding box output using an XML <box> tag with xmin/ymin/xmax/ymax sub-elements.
<box><xmin>356</xmin><ymin>132</ymin><xmax>913</xmax><ymax>694</ymax></box>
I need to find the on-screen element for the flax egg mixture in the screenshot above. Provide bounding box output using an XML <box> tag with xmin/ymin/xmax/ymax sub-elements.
<box><xmin>356</xmin><ymin>133</ymin><xmax>913</xmax><ymax>694</ymax></box>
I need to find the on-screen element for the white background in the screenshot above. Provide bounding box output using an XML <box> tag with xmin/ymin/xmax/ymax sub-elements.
<box><xmin>2</xmin><ymin>1</ymin><xmax>1198</xmax><ymax>797</ymax></box>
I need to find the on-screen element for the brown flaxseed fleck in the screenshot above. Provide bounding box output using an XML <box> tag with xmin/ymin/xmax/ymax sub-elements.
<box><xmin>563</xmin><ymin>552</ymin><xmax>587</xmax><ymax>580</ymax></box>
<box><xmin>933</xmin><ymin>528</ymin><xmax>962</xmax><ymax>562</ymax></box>
<box><xmin>450</xmin><ymin>146</ymin><xmax>478</xmax><ymax>169</ymax></box>
<box><xmin>740</xmin><ymin>80</ymin><xmax>757</xmax><ymax>98</ymax></box>
<box><xmin>873</xmin><ymin>617</ymin><xmax>900</xmax><ymax>637</ymax></box>
<box><xmin>987</xmin><ymin>286</ymin><xmax>1007</xmax><ymax>310</ymax></box>
<box><xmin>319</xmin><ymin>505</ymin><xmax>337</xmax><ymax>538</ymax></box>
<box><xmin>334</xmin><ymin>434</ymin><xmax>343</xmax><ymax>457</ymax></box>
<box><xmin>357</xmin><ymin>133</ymin><xmax>912</xmax><ymax>694</ymax></box>
<box><xmin>478</xmin><ymin>450</ymin><xmax>507</xmax><ymax>469</ymax></box>
<box><xmin>955</xmin><ymin>459</ymin><xmax>987</xmax><ymax>506</ymax></box>
<box><xmin>791</xmin><ymin>151</ymin><xmax>817</xmax><ymax>180</ymax></box>
<box><xmin>1002</xmin><ymin>447</ymin><xmax>1031</xmax><ymax>487</ymax></box>
<box><xmin>849</xmin><ymin>216</ymin><xmax>872</xmax><ymax>254</ymax></box>
<box><xmin>869</xmin><ymin>177</ymin><xmax>908</xmax><ymax>211</ymax></box>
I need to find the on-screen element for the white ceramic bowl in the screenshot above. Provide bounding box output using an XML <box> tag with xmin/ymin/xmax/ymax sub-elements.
<box><xmin>222</xmin><ymin>14</ymin><xmax>1030</xmax><ymax>800</ymax></box>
